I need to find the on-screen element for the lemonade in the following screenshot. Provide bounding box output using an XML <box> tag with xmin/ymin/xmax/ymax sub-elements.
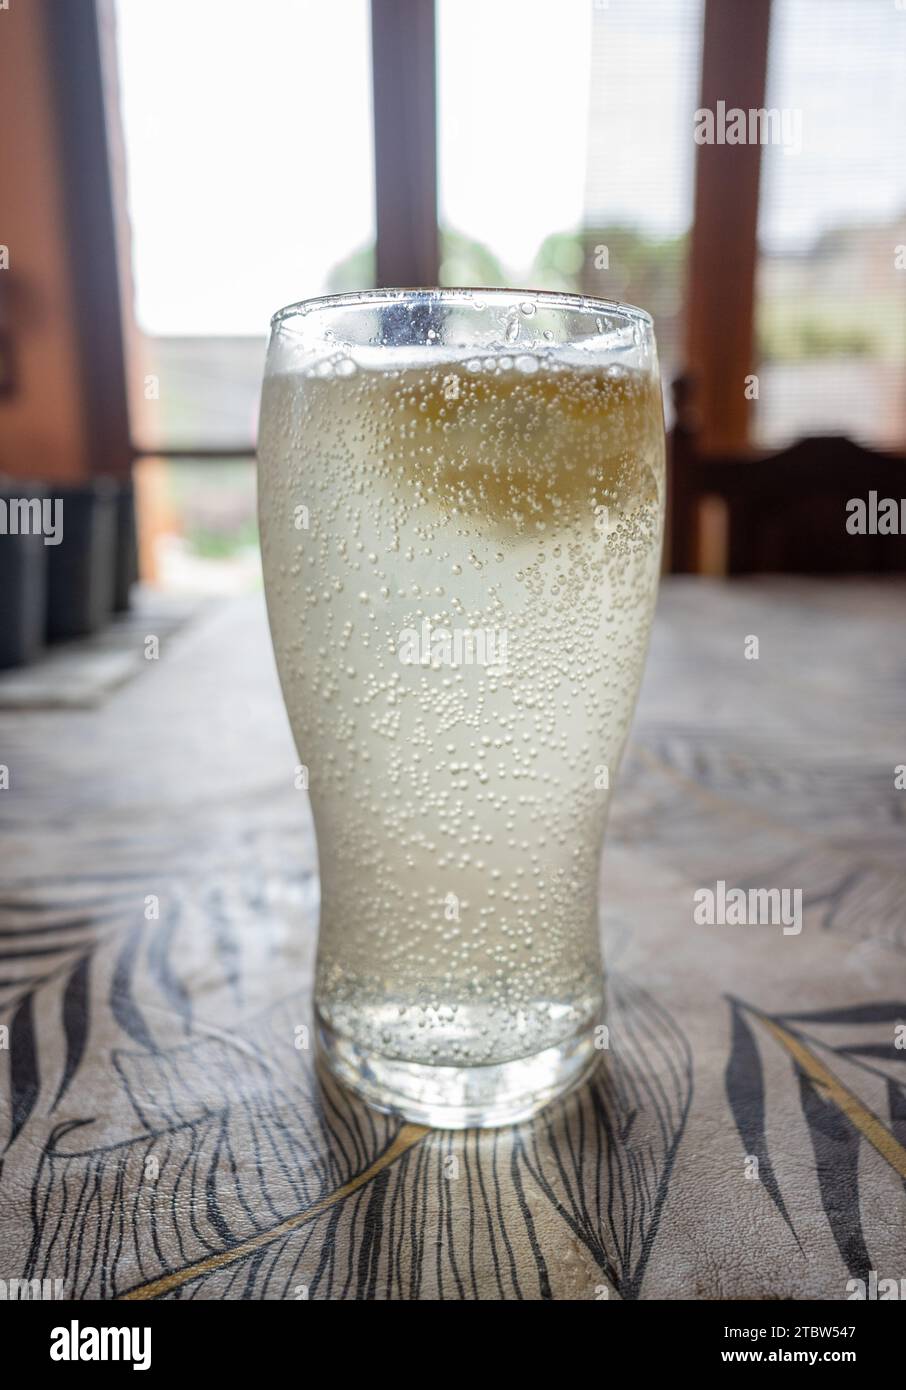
<box><xmin>258</xmin><ymin>292</ymin><xmax>665</xmax><ymax>1125</ymax></box>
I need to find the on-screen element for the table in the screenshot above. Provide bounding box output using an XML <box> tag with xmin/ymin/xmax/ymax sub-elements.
<box><xmin>1</xmin><ymin>578</ymin><xmax>904</xmax><ymax>1300</ymax></box>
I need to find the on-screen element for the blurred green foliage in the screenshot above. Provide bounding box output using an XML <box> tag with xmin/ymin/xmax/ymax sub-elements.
<box><xmin>757</xmin><ymin>297</ymin><xmax>901</xmax><ymax>362</ymax></box>
<box><xmin>326</xmin><ymin>222</ymin><xmax>902</xmax><ymax>365</ymax></box>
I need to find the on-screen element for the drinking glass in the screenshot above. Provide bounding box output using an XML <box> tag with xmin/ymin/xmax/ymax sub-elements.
<box><xmin>258</xmin><ymin>289</ymin><xmax>664</xmax><ymax>1127</ymax></box>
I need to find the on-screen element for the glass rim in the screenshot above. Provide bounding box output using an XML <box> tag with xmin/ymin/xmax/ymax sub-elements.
<box><xmin>269</xmin><ymin>286</ymin><xmax>654</xmax><ymax>331</ymax></box>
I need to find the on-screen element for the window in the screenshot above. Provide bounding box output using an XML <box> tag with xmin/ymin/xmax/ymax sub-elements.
<box><xmin>112</xmin><ymin>0</ymin><xmax>374</xmax><ymax>587</ymax></box>
<box><xmin>437</xmin><ymin>0</ymin><xmax>704</xmax><ymax>400</ymax></box>
<box><xmin>105</xmin><ymin>0</ymin><xmax>906</xmax><ymax>591</ymax></box>
<box><xmin>115</xmin><ymin>0</ymin><xmax>374</xmax><ymax>451</ymax></box>
<box><xmin>755</xmin><ymin>0</ymin><xmax>906</xmax><ymax>447</ymax></box>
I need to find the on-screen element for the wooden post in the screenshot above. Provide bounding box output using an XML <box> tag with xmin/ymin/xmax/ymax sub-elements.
<box><xmin>667</xmin><ymin>374</ymin><xmax>701</xmax><ymax>573</ymax></box>
<box><xmin>685</xmin><ymin>0</ymin><xmax>772</xmax><ymax>453</ymax></box>
<box><xmin>371</xmin><ymin>0</ymin><xmax>439</xmax><ymax>288</ymax></box>
<box><xmin>45</xmin><ymin>0</ymin><xmax>132</xmax><ymax>480</ymax></box>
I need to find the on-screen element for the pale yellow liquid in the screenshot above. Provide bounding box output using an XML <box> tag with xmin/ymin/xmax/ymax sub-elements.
<box><xmin>258</xmin><ymin>357</ymin><xmax>664</xmax><ymax>1068</ymax></box>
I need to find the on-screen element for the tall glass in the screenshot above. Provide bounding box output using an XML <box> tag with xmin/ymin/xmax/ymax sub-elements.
<box><xmin>258</xmin><ymin>289</ymin><xmax>664</xmax><ymax>1127</ymax></box>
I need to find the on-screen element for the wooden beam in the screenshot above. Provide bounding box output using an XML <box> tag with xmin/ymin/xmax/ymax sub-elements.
<box><xmin>0</xmin><ymin>0</ymin><xmax>92</xmax><ymax>481</ymax></box>
<box><xmin>45</xmin><ymin>0</ymin><xmax>132</xmax><ymax>478</ymax></box>
<box><xmin>685</xmin><ymin>0</ymin><xmax>772</xmax><ymax>453</ymax></box>
<box><xmin>371</xmin><ymin>0</ymin><xmax>439</xmax><ymax>287</ymax></box>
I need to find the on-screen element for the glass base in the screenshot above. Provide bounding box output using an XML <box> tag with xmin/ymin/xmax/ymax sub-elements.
<box><xmin>316</xmin><ymin>1016</ymin><xmax>601</xmax><ymax>1129</ymax></box>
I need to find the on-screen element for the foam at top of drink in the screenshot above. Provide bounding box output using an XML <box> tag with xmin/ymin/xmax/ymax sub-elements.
<box><xmin>267</xmin><ymin>358</ymin><xmax>663</xmax><ymax>538</ymax></box>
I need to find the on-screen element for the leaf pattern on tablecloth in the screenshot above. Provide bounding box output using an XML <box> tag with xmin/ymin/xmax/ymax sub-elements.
<box><xmin>725</xmin><ymin>998</ymin><xmax>906</xmax><ymax>1284</ymax></box>
<box><xmin>21</xmin><ymin>955</ymin><xmax>692</xmax><ymax>1300</ymax></box>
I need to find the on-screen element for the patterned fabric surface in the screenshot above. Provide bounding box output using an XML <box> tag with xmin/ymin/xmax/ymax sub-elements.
<box><xmin>0</xmin><ymin>578</ymin><xmax>904</xmax><ymax>1300</ymax></box>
